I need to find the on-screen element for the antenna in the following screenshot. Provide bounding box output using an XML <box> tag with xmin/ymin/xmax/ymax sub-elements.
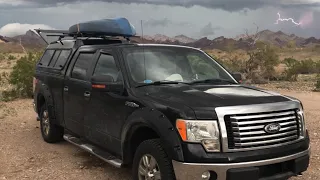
<box><xmin>141</xmin><ymin>20</ymin><xmax>144</xmax><ymax>43</ymax></box>
<box><xmin>141</xmin><ymin>20</ymin><xmax>147</xmax><ymax>82</ymax></box>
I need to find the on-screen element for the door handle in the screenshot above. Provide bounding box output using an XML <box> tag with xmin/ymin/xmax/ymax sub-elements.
<box><xmin>64</xmin><ymin>86</ymin><xmax>69</xmax><ymax>92</ymax></box>
<box><xmin>84</xmin><ymin>91</ymin><xmax>91</xmax><ymax>98</ymax></box>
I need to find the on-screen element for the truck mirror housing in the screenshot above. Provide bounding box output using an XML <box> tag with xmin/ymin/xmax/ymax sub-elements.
<box><xmin>91</xmin><ymin>74</ymin><xmax>114</xmax><ymax>83</ymax></box>
<box><xmin>232</xmin><ymin>72</ymin><xmax>242</xmax><ymax>82</ymax></box>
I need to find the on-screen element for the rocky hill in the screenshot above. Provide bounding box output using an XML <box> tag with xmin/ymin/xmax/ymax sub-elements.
<box><xmin>134</xmin><ymin>30</ymin><xmax>320</xmax><ymax>50</ymax></box>
<box><xmin>0</xmin><ymin>30</ymin><xmax>46</xmax><ymax>52</ymax></box>
<box><xmin>1</xmin><ymin>29</ymin><xmax>320</xmax><ymax>52</ymax></box>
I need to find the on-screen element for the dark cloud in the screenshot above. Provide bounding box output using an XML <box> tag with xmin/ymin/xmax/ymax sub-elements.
<box><xmin>144</xmin><ymin>18</ymin><xmax>171</xmax><ymax>27</ymax></box>
<box><xmin>143</xmin><ymin>18</ymin><xmax>190</xmax><ymax>27</ymax></box>
<box><xmin>20</xmin><ymin>0</ymin><xmax>320</xmax><ymax>11</ymax></box>
<box><xmin>199</xmin><ymin>23</ymin><xmax>221</xmax><ymax>37</ymax></box>
<box><xmin>1</xmin><ymin>0</ymin><xmax>319</xmax><ymax>38</ymax></box>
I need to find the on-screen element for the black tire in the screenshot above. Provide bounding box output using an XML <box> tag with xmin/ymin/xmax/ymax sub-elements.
<box><xmin>132</xmin><ymin>139</ymin><xmax>176</xmax><ymax>180</ymax></box>
<box><xmin>39</xmin><ymin>104</ymin><xmax>64</xmax><ymax>143</ymax></box>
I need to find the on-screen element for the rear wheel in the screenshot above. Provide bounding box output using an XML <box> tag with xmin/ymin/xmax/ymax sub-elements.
<box><xmin>39</xmin><ymin>104</ymin><xmax>64</xmax><ymax>143</ymax></box>
<box><xmin>132</xmin><ymin>139</ymin><xmax>175</xmax><ymax>180</ymax></box>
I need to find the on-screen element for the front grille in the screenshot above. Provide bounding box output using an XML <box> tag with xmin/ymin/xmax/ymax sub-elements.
<box><xmin>225</xmin><ymin>109</ymin><xmax>300</xmax><ymax>150</ymax></box>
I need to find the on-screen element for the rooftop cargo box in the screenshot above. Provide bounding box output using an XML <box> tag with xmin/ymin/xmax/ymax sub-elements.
<box><xmin>68</xmin><ymin>17</ymin><xmax>136</xmax><ymax>37</ymax></box>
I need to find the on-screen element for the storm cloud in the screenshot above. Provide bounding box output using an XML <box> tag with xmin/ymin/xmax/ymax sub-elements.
<box><xmin>199</xmin><ymin>23</ymin><xmax>221</xmax><ymax>37</ymax></box>
<box><xmin>3</xmin><ymin>0</ymin><xmax>320</xmax><ymax>11</ymax></box>
<box><xmin>0</xmin><ymin>0</ymin><xmax>320</xmax><ymax>38</ymax></box>
<box><xmin>143</xmin><ymin>18</ymin><xmax>191</xmax><ymax>27</ymax></box>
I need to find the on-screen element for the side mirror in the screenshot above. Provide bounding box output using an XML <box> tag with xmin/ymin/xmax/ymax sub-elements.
<box><xmin>91</xmin><ymin>74</ymin><xmax>124</xmax><ymax>93</ymax></box>
<box><xmin>91</xmin><ymin>74</ymin><xmax>114</xmax><ymax>83</ymax></box>
<box><xmin>232</xmin><ymin>72</ymin><xmax>242</xmax><ymax>82</ymax></box>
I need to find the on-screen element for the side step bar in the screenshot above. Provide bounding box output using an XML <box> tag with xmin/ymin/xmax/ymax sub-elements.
<box><xmin>63</xmin><ymin>134</ymin><xmax>123</xmax><ymax>168</ymax></box>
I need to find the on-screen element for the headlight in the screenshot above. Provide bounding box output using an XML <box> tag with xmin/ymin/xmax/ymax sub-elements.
<box><xmin>297</xmin><ymin>104</ymin><xmax>306</xmax><ymax>137</ymax></box>
<box><xmin>176</xmin><ymin>119</ymin><xmax>220</xmax><ymax>152</ymax></box>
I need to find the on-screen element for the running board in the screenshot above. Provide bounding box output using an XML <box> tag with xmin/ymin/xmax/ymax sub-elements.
<box><xmin>63</xmin><ymin>134</ymin><xmax>123</xmax><ymax>168</ymax></box>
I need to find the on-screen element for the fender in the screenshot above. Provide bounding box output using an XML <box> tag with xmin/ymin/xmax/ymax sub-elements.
<box><xmin>121</xmin><ymin>107</ymin><xmax>184</xmax><ymax>164</ymax></box>
<box><xmin>36</xmin><ymin>80</ymin><xmax>60</xmax><ymax>126</ymax></box>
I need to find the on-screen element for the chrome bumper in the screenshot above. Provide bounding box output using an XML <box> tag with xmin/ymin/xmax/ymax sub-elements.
<box><xmin>172</xmin><ymin>147</ymin><xmax>310</xmax><ymax>180</ymax></box>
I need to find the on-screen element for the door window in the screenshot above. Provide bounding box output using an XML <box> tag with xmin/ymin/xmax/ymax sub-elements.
<box><xmin>71</xmin><ymin>52</ymin><xmax>95</xmax><ymax>80</ymax></box>
<box><xmin>93</xmin><ymin>53</ymin><xmax>122</xmax><ymax>82</ymax></box>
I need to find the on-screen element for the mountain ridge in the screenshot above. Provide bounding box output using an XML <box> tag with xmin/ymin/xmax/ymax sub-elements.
<box><xmin>1</xmin><ymin>29</ymin><xmax>320</xmax><ymax>52</ymax></box>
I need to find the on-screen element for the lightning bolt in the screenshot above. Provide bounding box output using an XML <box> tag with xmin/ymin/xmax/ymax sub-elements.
<box><xmin>275</xmin><ymin>12</ymin><xmax>301</xmax><ymax>26</ymax></box>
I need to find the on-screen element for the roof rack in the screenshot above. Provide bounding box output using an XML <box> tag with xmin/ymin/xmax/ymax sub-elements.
<box><xmin>35</xmin><ymin>29</ymin><xmax>140</xmax><ymax>45</ymax></box>
<box><xmin>34</xmin><ymin>17</ymin><xmax>139</xmax><ymax>45</ymax></box>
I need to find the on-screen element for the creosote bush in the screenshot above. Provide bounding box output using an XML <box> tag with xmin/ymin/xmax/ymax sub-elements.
<box><xmin>283</xmin><ymin>58</ymin><xmax>320</xmax><ymax>81</ymax></box>
<box><xmin>0</xmin><ymin>51</ymin><xmax>42</xmax><ymax>101</ymax></box>
<box><xmin>7</xmin><ymin>55</ymin><xmax>16</xmax><ymax>60</ymax></box>
<box><xmin>214</xmin><ymin>43</ymin><xmax>280</xmax><ymax>84</ymax></box>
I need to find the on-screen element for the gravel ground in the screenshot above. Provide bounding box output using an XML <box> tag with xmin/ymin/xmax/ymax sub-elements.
<box><xmin>0</xmin><ymin>89</ymin><xmax>319</xmax><ymax>180</ymax></box>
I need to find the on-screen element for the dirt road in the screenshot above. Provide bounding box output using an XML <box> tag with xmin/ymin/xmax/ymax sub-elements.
<box><xmin>0</xmin><ymin>90</ymin><xmax>319</xmax><ymax>180</ymax></box>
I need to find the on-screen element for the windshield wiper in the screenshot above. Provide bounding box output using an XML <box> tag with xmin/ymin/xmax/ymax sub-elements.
<box><xmin>136</xmin><ymin>80</ymin><xmax>190</xmax><ymax>88</ymax></box>
<box><xmin>190</xmin><ymin>78</ymin><xmax>237</xmax><ymax>85</ymax></box>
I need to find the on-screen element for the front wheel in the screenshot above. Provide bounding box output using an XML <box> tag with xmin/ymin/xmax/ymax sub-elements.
<box><xmin>132</xmin><ymin>139</ymin><xmax>176</xmax><ymax>180</ymax></box>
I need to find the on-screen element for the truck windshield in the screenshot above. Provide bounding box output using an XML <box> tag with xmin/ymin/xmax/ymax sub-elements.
<box><xmin>122</xmin><ymin>46</ymin><xmax>237</xmax><ymax>86</ymax></box>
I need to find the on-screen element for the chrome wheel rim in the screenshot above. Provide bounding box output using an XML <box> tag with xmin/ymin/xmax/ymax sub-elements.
<box><xmin>138</xmin><ymin>154</ymin><xmax>161</xmax><ymax>180</ymax></box>
<box><xmin>42</xmin><ymin>110</ymin><xmax>50</xmax><ymax>136</ymax></box>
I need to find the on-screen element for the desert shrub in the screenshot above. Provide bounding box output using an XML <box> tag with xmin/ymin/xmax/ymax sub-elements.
<box><xmin>283</xmin><ymin>58</ymin><xmax>300</xmax><ymax>81</ymax></box>
<box><xmin>258</xmin><ymin>44</ymin><xmax>280</xmax><ymax>80</ymax></box>
<box><xmin>286</xmin><ymin>40</ymin><xmax>296</xmax><ymax>49</ymax></box>
<box><xmin>210</xmin><ymin>43</ymin><xmax>280</xmax><ymax>83</ymax></box>
<box><xmin>244</xmin><ymin>43</ymin><xmax>280</xmax><ymax>83</ymax></box>
<box><xmin>284</xmin><ymin>58</ymin><xmax>320</xmax><ymax>81</ymax></box>
<box><xmin>7</xmin><ymin>55</ymin><xmax>16</xmax><ymax>60</ymax></box>
<box><xmin>315</xmin><ymin>74</ymin><xmax>320</xmax><ymax>92</ymax></box>
<box><xmin>0</xmin><ymin>53</ymin><xmax>5</xmax><ymax>61</ymax></box>
<box><xmin>215</xmin><ymin>57</ymin><xmax>246</xmax><ymax>73</ymax></box>
<box><xmin>0</xmin><ymin>51</ymin><xmax>42</xmax><ymax>101</ymax></box>
<box><xmin>299</xmin><ymin>59</ymin><xmax>317</xmax><ymax>74</ymax></box>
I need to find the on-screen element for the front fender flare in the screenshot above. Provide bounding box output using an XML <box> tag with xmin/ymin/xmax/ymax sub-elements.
<box><xmin>121</xmin><ymin>107</ymin><xmax>184</xmax><ymax>164</ymax></box>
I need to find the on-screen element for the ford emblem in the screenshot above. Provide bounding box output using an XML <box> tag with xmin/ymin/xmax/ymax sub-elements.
<box><xmin>264</xmin><ymin>123</ymin><xmax>281</xmax><ymax>134</ymax></box>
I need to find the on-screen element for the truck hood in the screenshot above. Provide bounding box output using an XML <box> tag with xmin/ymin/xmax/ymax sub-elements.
<box><xmin>143</xmin><ymin>84</ymin><xmax>290</xmax><ymax>113</ymax></box>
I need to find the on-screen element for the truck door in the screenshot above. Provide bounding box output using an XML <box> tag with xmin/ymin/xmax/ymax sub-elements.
<box><xmin>84</xmin><ymin>49</ymin><xmax>128</xmax><ymax>154</ymax></box>
<box><xmin>63</xmin><ymin>48</ymin><xmax>97</xmax><ymax>136</ymax></box>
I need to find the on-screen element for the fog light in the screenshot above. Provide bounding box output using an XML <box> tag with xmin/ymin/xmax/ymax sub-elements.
<box><xmin>202</xmin><ymin>171</ymin><xmax>210</xmax><ymax>180</ymax></box>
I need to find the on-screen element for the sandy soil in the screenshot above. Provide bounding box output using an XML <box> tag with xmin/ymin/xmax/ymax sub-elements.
<box><xmin>0</xmin><ymin>90</ymin><xmax>319</xmax><ymax>180</ymax></box>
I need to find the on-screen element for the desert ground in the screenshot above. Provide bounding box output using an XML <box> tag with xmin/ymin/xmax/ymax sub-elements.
<box><xmin>0</xmin><ymin>88</ymin><xmax>319</xmax><ymax>180</ymax></box>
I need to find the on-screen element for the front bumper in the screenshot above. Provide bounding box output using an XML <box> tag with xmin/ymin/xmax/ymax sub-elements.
<box><xmin>172</xmin><ymin>146</ymin><xmax>310</xmax><ymax>180</ymax></box>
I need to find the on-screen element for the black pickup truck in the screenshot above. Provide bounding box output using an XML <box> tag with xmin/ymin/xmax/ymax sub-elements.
<box><xmin>33</xmin><ymin>18</ymin><xmax>310</xmax><ymax>180</ymax></box>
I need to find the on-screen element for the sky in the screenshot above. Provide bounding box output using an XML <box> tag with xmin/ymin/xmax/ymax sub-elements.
<box><xmin>0</xmin><ymin>0</ymin><xmax>320</xmax><ymax>39</ymax></box>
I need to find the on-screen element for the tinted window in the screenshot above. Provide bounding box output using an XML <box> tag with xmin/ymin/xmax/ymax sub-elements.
<box><xmin>93</xmin><ymin>53</ymin><xmax>122</xmax><ymax>82</ymax></box>
<box><xmin>71</xmin><ymin>53</ymin><xmax>94</xmax><ymax>80</ymax></box>
<box><xmin>187</xmin><ymin>54</ymin><xmax>220</xmax><ymax>79</ymax></box>
<box><xmin>49</xmin><ymin>50</ymin><xmax>61</xmax><ymax>67</ymax></box>
<box><xmin>39</xmin><ymin>50</ymin><xmax>54</xmax><ymax>66</ymax></box>
<box><xmin>54</xmin><ymin>50</ymin><xmax>71</xmax><ymax>68</ymax></box>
